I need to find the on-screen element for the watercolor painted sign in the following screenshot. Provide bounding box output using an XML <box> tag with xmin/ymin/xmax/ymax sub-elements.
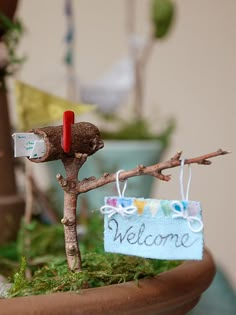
<box><xmin>101</xmin><ymin>197</ymin><xmax>204</xmax><ymax>260</ymax></box>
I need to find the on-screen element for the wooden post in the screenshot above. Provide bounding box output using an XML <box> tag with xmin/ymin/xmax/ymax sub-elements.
<box><xmin>29</xmin><ymin>121</ymin><xmax>104</xmax><ymax>271</ymax></box>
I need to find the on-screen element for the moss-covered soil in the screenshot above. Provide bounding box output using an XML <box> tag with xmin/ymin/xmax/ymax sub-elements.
<box><xmin>0</xmin><ymin>214</ymin><xmax>180</xmax><ymax>298</ymax></box>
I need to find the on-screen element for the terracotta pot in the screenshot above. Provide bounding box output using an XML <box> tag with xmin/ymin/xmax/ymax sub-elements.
<box><xmin>0</xmin><ymin>248</ymin><xmax>215</xmax><ymax>315</ymax></box>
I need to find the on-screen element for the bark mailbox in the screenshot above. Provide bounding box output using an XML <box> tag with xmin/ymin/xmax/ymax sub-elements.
<box><xmin>29</xmin><ymin>122</ymin><xmax>104</xmax><ymax>163</ymax></box>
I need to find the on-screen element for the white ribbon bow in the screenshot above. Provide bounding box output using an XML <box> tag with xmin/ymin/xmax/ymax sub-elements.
<box><xmin>100</xmin><ymin>204</ymin><xmax>137</xmax><ymax>218</ymax></box>
<box><xmin>100</xmin><ymin>170</ymin><xmax>137</xmax><ymax>218</ymax></box>
<box><xmin>171</xmin><ymin>201</ymin><xmax>203</xmax><ymax>233</ymax></box>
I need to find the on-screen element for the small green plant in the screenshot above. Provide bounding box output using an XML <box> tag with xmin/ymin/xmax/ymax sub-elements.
<box><xmin>152</xmin><ymin>0</ymin><xmax>175</xmax><ymax>38</ymax></box>
<box><xmin>0</xmin><ymin>13</ymin><xmax>25</xmax><ymax>89</ymax></box>
<box><xmin>8</xmin><ymin>256</ymin><xmax>27</xmax><ymax>296</ymax></box>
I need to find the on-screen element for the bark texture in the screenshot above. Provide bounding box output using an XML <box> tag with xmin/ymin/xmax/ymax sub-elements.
<box><xmin>59</xmin><ymin>155</ymin><xmax>88</xmax><ymax>271</ymax></box>
<box><xmin>29</xmin><ymin>122</ymin><xmax>103</xmax><ymax>163</ymax></box>
<box><xmin>62</xmin><ymin>191</ymin><xmax>81</xmax><ymax>271</ymax></box>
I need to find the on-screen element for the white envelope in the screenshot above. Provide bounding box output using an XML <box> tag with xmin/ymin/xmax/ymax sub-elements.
<box><xmin>12</xmin><ymin>133</ymin><xmax>46</xmax><ymax>158</ymax></box>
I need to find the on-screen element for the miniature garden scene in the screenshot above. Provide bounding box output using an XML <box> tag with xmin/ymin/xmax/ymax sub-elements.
<box><xmin>0</xmin><ymin>1</ymin><xmax>235</xmax><ymax>315</ymax></box>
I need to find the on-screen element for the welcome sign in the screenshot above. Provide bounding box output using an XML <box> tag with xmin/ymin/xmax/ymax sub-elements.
<box><xmin>102</xmin><ymin>197</ymin><xmax>204</xmax><ymax>260</ymax></box>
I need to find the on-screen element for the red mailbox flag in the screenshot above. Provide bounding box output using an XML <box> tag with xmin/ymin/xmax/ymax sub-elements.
<box><xmin>62</xmin><ymin>111</ymin><xmax>75</xmax><ymax>153</ymax></box>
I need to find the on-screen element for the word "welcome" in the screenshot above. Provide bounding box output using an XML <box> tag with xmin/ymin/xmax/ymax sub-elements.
<box><xmin>108</xmin><ymin>218</ymin><xmax>198</xmax><ymax>248</ymax></box>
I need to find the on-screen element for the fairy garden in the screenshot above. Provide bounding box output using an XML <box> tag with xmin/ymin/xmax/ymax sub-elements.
<box><xmin>0</xmin><ymin>2</ymin><xmax>233</xmax><ymax>315</ymax></box>
<box><xmin>5</xmin><ymin>110</ymin><xmax>228</xmax><ymax>297</ymax></box>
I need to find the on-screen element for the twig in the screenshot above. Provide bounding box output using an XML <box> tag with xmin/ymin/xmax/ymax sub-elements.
<box><xmin>57</xmin><ymin>155</ymin><xmax>88</xmax><ymax>272</ymax></box>
<box><xmin>31</xmin><ymin>178</ymin><xmax>60</xmax><ymax>223</ymax></box>
<box><xmin>16</xmin><ymin>158</ymin><xmax>60</xmax><ymax>223</ymax></box>
<box><xmin>24</xmin><ymin>159</ymin><xmax>34</xmax><ymax>225</ymax></box>
<box><xmin>77</xmin><ymin>149</ymin><xmax>230</xmax><ymax>193</ymax></box>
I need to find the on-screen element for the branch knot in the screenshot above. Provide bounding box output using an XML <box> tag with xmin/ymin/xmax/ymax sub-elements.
<box><xmin>61</xmin><ymin>217</ymin><xmax>75</xmax><ymax>226</ymax></box>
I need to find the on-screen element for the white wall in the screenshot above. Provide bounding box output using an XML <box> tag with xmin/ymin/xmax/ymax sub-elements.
<box><xmin>14</xmin><ymin>0</ymin><xmax>236</xmax><ymax>289</ymax></box>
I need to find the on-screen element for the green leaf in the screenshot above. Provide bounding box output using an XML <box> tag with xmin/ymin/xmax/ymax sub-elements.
<box><xmin>151</xmin><ymin>0</ymin><xmax>175</xmax><ymax>39</ymax></box>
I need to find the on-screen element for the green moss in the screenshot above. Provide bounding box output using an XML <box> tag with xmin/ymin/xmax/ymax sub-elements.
<box><xmin>8</xmin><ymin>252</ymin><xmax>180</xmax><ymax>297</ymax></box>
<box><xmin>2</xmin><ymin>214</ymin><xmax>180</xmax><ymax>298</ymax></box>
<box><xmin>9</xmin><ymin>257</ymin><xmax>27</xmax><ymax>295</ymax></box>
<box><xmin>17</xmin><ymin>220</ymin><xmax>65</xmax><ymax>261</ymax></box>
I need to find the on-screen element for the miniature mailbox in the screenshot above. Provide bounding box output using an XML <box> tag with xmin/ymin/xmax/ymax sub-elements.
<box><xmin>12</xmin><ymin>111</ymin><xmax>104</xmax><ymax>272</ymax></box>
<box><xmin>13</xmin><ymin>121</ymin><xmax>104</xmax><ymax>162</ymax></box>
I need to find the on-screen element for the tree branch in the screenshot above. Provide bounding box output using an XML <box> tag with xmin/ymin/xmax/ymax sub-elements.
<box><xmin>77</xmin><ymin>149</ymin><xmax>230</xmax><ymax>193</ymax></box>
<box><xmin>58</xmin><ymin>154</ymin><xmax>88</xmax><ymax>272</ymax></box>
<box><xmin>56</xmin><ymin>154</ymin><xmax>88</xmax><ymax>192</ymax></box>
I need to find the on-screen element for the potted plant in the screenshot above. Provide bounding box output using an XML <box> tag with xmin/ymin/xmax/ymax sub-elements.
<box><xmin>0</xmin><ymin>112</ymin><xmax>228</xmax><ymax>315</ymax></box>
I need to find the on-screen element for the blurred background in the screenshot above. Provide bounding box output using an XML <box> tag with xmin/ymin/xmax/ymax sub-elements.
<box><xmin>2</xmin><ymin>0</ymin><xmax>235</xmax><ymax>299</ymax></box>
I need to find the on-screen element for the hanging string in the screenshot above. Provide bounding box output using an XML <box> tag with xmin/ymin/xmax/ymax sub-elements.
<box><xmin>116</xmin><ymin>169</ymin><xmax>127</xmax><ymax>197</ymax></box>
<box><xmin>100</xmin><ymin>170</ymin><xmax>137</xmax><ymax>218</ymax></box>
<box><xmin>171</xmin><ymin>200</ymin><xmax>203</xmax><ymax>233</ymax></box>
<box><xmin>179</xmin><ymin>158</ymin><xmax>192</xmax><ymax>201</ymax></box>
<box><xmin>171</xmin><ymin>158</ymin><xmax>203</xmax><ymax>233</ymax></box>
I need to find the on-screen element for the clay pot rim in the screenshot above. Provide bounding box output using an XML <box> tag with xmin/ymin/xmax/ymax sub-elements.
<box><xmin>0</xmin><ymin>248</ymin><xmax>215</xmax><ymax>315</ymax></box>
